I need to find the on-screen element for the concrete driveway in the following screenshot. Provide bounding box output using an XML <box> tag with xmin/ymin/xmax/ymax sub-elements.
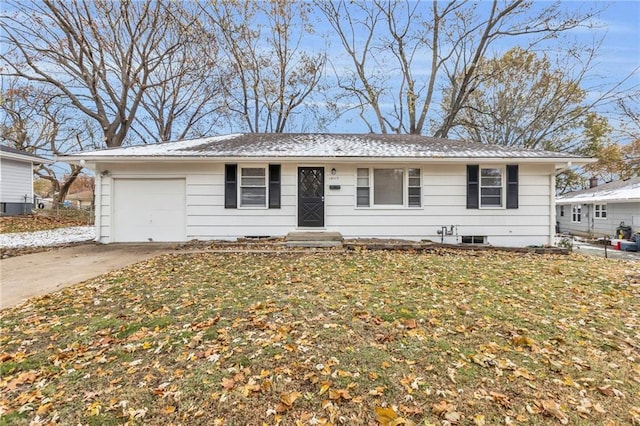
<box><xmin>0</xmin><ymin>243</ymin><xmax>175</xmax><ymax>310</ymax></box>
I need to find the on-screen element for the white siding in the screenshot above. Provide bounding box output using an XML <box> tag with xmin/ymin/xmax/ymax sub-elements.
<box><xmin>96</xmin><ymin>161</ymin><xmax>556</xmax><ymax>247</ymax></box>
<box><xmin>324</xmin><ymin>163</ymin><xmax>553</xmax><ymax>247</ymax></box>
<box><xmin>0</xmin><ymin>158</ymin><xmax>33</xmax><ymax>203</ymax></box>
<box><xmin>557</xmin><ymin>202</ymin><xmax>640</xmax><ymax>237</ymax></box>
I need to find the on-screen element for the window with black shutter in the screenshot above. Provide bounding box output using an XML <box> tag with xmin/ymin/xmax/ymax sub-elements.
<box><xmin>226</xmin><ymin>164</ymin><xmax>282</xmax><ymax>209</ymax></box>
<box><xmin>506</xmin><ymin>165</ymin><xmax>519</xmax><ymax>209</ymax></box>
<box><xmin>268</xmin><ymin>164</ymin><xmax>281</xmax><ymax>209</ymax></box>
<box><xmin>466</xmin><ymin>165</ymin><xmax>479</xmax><ymax>209</ymax></box>
<box><xmin>224</xmin><ymin>164</ymin><xmax>237</xmax><ymax>208</ymax></box>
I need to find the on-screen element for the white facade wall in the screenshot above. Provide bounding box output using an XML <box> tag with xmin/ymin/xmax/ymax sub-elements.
<box><xmin>0</xmin><ymin>158</ymin><xmax>33</xmax><ymax>203</ymax></box>
<box><xmin>94</xmin><ymin>161</ymin><xmax>556</xmax><ymax>247</ymax></box>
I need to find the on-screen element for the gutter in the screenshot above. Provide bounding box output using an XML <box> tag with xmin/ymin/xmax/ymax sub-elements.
<box><xmin>2</xmin><ymin>152</ymin><xmax>54</xmax><ymax>165</ymax></box>
<box><xmin>58</xmin><ymin>155</ymin><xmax>594</xmax><ymax>166</ymax></box>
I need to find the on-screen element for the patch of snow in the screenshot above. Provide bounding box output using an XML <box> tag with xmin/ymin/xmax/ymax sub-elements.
<box><xmin>69</xmin><ymin>133</ymin><xmax>243</xmax><ymax>157</ymax></box>
<box><xmin>0</xmin><ymin>226</ymin><xmax>95</xmax><ymax>249</ymax></box>
<box><xmin>62</xmin><ymin>133</ymin><xmax>581</xmax><ymax>160</ymax></box>
<box><xmin>557</xmin><ymin>185</ymin><xmax>640</xmax><ymax>203</ymax></box>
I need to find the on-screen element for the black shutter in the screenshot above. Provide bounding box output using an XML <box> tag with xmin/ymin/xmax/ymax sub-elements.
<box><xmin>224</xmin><ymin>164</ymin><xmax>237</xmax><ymax>209</ymax></box>
<box><xmin>506</xmin><ymin>164</ymin><xmax>519</xmax><ymax>209</ymax></box>
<box><xmin>466</xmin><ymin>165</ymin><xmax>479</xmax><ymax>209</ymax></box>
<box><xmin>268</xmin><ymin>164</ymin><xmax>281</xmax><ymax>209</ymax></box>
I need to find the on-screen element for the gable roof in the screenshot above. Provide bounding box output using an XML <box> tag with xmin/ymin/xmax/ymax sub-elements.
<box><xmin>60</xmin><ymin>133</ymin><xmax>589</xmax><ymax>164</ymax></box>
<box><xmin>556</xmin><ymin>177</ymin><xmax>640</xmax><ymax>204</ymax></box>
<box><xmin>0</xmin><ymin>145</ymin><xmax>52</xmax><ymax>164</ymax></box>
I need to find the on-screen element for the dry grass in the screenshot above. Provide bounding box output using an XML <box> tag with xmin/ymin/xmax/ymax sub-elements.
<box><xmin>0</xmin><ymin>210</ymin><xmax>92</xmax><ymax>234</ymax></box>
<box><xmin>1</xmin><ymin>250</ymin><xmax>639</xmax><ymax>425</ymax></box>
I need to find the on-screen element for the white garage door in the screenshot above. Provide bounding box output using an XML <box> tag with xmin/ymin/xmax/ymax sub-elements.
<box><xmin>113</xmin><ymin>179</ymin><xmax>186</xmax><ymax>242</ymax></box>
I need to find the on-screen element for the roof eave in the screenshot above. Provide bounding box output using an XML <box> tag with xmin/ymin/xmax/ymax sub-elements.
<box><xmin>1</xmin><ymin>151</ymin><xmax>53</xmax><ymax>164</ymax></box>
<box><xmin>59</xmin><ymin>154</ymin><xmax>590</xmax><ymax>165</ymax></box>
<box><xmin>556</xmin><ymin>197</ymin><xmax>640</xmax><ymax>204</ymax></box>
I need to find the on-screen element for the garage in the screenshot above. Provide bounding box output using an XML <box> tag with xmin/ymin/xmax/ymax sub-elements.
<box><xmin>112</xmin><ymin>178</ymin><xmax>186</xmax><ymax>242</ymax></box>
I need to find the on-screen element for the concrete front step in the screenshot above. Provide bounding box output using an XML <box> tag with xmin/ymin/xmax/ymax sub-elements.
<box><xmin>285</xmin><ymin>231</ymin><xmax>344</xmax><ymax>248</ymax></box>
<box><xmin>286</xmin><ymin>231</ymin><xmax>343</xmax><ymax>242</ymax></box>
<box><xmin>286</xmin><ymin>240</ymin><xmax>343</xmax><ymax>248</ymax></box>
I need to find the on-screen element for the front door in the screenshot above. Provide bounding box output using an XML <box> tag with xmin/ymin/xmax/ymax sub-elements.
<box><xmin>298</xmin><ymin>167</ymin><xmax>324</xmax><ymax>227</ymax></box>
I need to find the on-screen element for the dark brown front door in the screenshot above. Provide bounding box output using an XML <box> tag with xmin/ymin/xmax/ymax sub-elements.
<box><xmin>298</xmin><ymin>167</ymin><xmax>324</xmax><ymax>227</ymax></box>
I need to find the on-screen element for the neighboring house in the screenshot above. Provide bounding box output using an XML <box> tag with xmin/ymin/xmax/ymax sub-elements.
<box><xmin>60</xmin><ymin>133</ymin><xmax>590</xmax><ymax>247</ymax></box>
<box><xmin>0</xmin><ymin>145</ymin><xmax>52</xmax><ymax>215</ymax></box>
<box><xmin>556</xmin><ymin>177</ymin><xmax>640</xmax><ymax>238</ymax></box>
<box><xmin>65</xmin><ymin>190</ymin><xmax>94</xmax><ymax>209</ymax></box>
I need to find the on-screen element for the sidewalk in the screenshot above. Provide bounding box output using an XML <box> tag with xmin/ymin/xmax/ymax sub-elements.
<box><xmin>571</xmin><ymin>239</ymin><xmax>640</xmax><ymax>261</ymax></box>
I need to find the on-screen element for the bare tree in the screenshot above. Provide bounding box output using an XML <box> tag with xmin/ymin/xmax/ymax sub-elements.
<box><xmin>132</xmin><ymin>4</ymin><xmax>230</xmax><ymax>143</ymax></box>
<box><xmin>615</xmin><ymin>91</ymin><xmax>640</xmax><ymax>176</ymax></box>
<box><xmin>201</xmin><ymin>0</ymin><xmax>327</xmax><ymax>133</ymax></box>
<box><xmin>0</xmin><ymin>79</ymin><xmax>91</xmax><ymax>203</ymax></box>
<box><xmin>1</xmin><ymin>0</ymin><xmax>199</xmax><ymax>148</ymax></box>
<box><xmin>617</xmin><ymin>91</ymin><xmax>640</xmax><ymax>141</ymax></box>
<box><xmin>132</xmin><ymin>46</ymin><xmax>228</xmax><ymax>143</ymax></box>
<box><xmin>317</xmin><ymin>0</ymin><xmax>602</xmax><ymax>136</ymax></box>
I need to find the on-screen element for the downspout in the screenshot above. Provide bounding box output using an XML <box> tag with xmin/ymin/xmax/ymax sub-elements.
<box><xmin>94</xmin><ymin>172</ymin><xmax>102</xmax><ymax>243</ymax></box>
<box><xmin>549</xmin><ymin>172</ymin><xmax>556</xmax><ymax>246</ymax></box>
<box><xmin>552</xmin><ymin>162</ymin><xmax>572</xmax><ymax>246</ymax></box>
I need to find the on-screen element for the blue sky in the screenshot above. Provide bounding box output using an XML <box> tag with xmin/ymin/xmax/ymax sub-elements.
<box><xmin>590</xmin><ymin>1</ymin><xmax>639</xmax><ymax>84</ymax></box>
<box><xmin>315</xmin><ymin>0</ymin><xmax>640</xmax><ymax>136</ymax></box>
<box><xmin>1</xmin><ymin>0</ymin><xmax>638</xmax><ymax>142</ymax></box>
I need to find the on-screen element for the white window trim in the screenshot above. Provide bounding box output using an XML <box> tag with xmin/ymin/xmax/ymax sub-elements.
<box><xmin>571</xmin><ymin>204</ymin><xmax>582</xmax><ymax>223</ymax></box>
<box><xmin>355</xmin><ymin>167</ymin><xmax>422</xmax><ymax>209</ymax></box>
<box><xmin>479</xmin><ymin>165</ymin><xmax>505</xmax><ymax>209</ymax></box>
<box><xmin>594</xmin><ymin>203</ymin><xmax>607</xmax><ymax>220</ymax></box>
<box><xmin>238</xmin><ymin>165</ymin><xmax>268</xmax><ymax>209</ymax></box>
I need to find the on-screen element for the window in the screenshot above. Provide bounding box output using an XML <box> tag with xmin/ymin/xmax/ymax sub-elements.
<box><xmin>560</xmin><ymin>205</ymin><xmax>564</xmax><ymax>217</ymax></box>
<box><xmin>467</xmin><ymin>165</ymin><xmax>518</xmax><ymax>209</ymax></box>
<box><xmin>462</xmin><ymin>236</ymin><xmax>486</xmax><ymax>244</ymax></box>
<box><xmin>571</xmin><ymin>205</ymin><xmax>582</xmax><ymax>223</ymax></box>
<box><xmin>480</xmin><ymin>167</ymin><xmax>503</xmax><ymax>207</ymax></box>
<box><xmin>225</xmin><ymin>164</ymin><xmax>280</xmax><ymax>209</ymax></box>
<box><xmin>374</xmin><ymin>169</ymin><xmax>403</xmax><ymax>205</ymax></box>
<box><xmin>356</xmin><ymin>168</ymin><xmax>370</xmax><ymax>207</ymax></box>
<box><xmin>408</xmin><ymin>168</ymin><xmax>421</xmax><ymax>207</ymax></box>
<box><xmin>356</xmin><ymin>168</ymin><xmax>421</xmax><ymax>207</ymax></box>
<box><xmin>594</xmin><ymin>204</ymin><xmax>607</xmax><ymax>219</ymax></box>
<box><xmin>240</xmin><ymin>167</ymin><xmax>266</xmax><ymax>207</ymax></box>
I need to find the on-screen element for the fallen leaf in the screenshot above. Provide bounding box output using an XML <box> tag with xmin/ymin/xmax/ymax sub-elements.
<box><xmin>374</xmin><ymin>406</ymin><xmax>416</xmax><ymax>426</ymax></box>
<box><xmin>431</xmin><ymin>400</ymin><xmax>455</xmax><ymax>416</ymax></box>
<box><xmin>402</xmin><ymin>319</ymin><xmax>417</xmax><ymax>329</ymax></box>
<box><xmin>221</xmin><ymin>377</ymin><xmax>235</xmax><ymax>390</ymax></box>
<box><xmin>280</xmin><ymin>391</ymin><xmax>302</xmax><ymax>407</ymax></box>
<box><xmin>375</xmin><ymin>406</ymin><xmax>398</xmax><ymax>424</ymax></box>
<box><xmin>541</xmin><ymin>399</ymin><xmax>569</xmax><ymax>424</ymax></box>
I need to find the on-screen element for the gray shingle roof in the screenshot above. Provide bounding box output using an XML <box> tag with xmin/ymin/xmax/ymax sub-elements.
<box><xmin>0</xmin><ymin>145</ymin><xmax>51</xmax><ymax>163</ymax></box>
<box><xmin>64</xmin><ymin>133</ymin><xmax>585</xmax><ymax>160</ymax></box>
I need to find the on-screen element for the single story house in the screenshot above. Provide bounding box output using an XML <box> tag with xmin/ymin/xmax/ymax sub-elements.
<box><xmin>556</xmin><ymin>176</ymin><xmax>640</xmax><ymax>238</ymax></box>
<box><xmin>60</xmin><ymin>133</ymin><xmax>590</xmax><ymax>247</ymax></box>
<box><xmin>65</xmin><ymin>190</ymin><xmax>94</xmax><ymax>209</ymax></box>
<box><xmin>0</xmin><ymin>145</ymin><xmax>52</xmax><ymax>215</ymax></box>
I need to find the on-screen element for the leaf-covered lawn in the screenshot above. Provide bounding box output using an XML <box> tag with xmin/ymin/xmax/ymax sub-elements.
<box><xmin>0</xmin><ymin>211</ymin><xmax>91</xmax><ymax>234</ymax></box>
<box><xmin>1</xmin><ymin>250</ymin><xmax>639</xmax><ymax>425</ymax></box>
